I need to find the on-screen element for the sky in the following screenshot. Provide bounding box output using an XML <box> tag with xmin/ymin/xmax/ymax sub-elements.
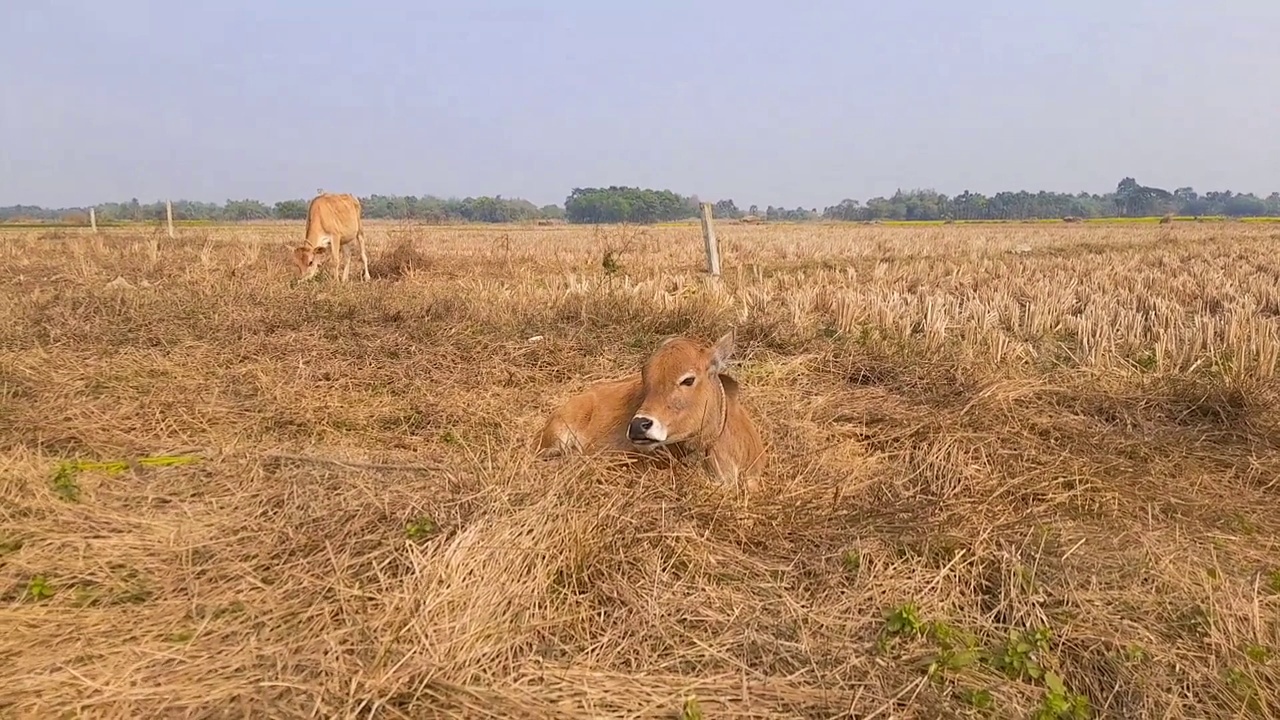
<box><xmin>2</xmin><ymin>0</ymin><xmax>1279</xmax><ymax>210</ymax></box>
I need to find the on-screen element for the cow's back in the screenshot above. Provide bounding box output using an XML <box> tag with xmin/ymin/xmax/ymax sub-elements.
<box><xmin>539</xmin><ymin>375</ymin><xmax>645</xmax><ymax>453</ymax></box>
<box><xmin>305</xmin><ymin>193</ymin><xmax>362</xmax><ymax>243</ymax></box>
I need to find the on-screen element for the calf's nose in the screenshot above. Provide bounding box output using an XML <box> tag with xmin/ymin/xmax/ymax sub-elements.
<box><xmin>628</xmin><ymin>415</ymin><xmax>654</xmax><ymax>440</ymax></box>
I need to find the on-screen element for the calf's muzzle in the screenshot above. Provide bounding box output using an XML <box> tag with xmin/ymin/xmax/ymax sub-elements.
<box><xmin>628</xmin><ymin>415</ymin><xmax>660</xmax><ymax>444</ymax></box>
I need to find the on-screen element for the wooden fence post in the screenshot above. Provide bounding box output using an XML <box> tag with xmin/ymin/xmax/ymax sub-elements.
<box><xmin>89</xmin><ymin>207</ymin><xmax>97</xmax><ymax>233</ymax></box>
<box><xmin>166</xmin><ymin>200</ymin><xmax>175</xmax><ymax>239</ymax></box>
<box><xmin>699</xmin><ymin>202</ymin><xmax>721</xmax><ymax>277</ymax></box>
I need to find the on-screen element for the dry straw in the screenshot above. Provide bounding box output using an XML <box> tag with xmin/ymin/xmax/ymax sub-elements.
<box><xmin>1</xmin><ymin>220</ymin><xmax>1278</xmax><ymax>718</ymax></box>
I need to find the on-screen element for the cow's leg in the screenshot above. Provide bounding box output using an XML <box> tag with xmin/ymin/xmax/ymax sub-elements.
<box><xmin>330</xmin><ymin>238</ymin><xmax>343</xmax><ymax>282</ymax></box>
<box><xmin>356</xmin><ymin>228</ymin><xmax>371</xmax><ymax>281</ymax></box>
<box><xmin>537</xmin><ymin>415</ymin><xmax>583</xmax><ymax>457</ymax></box>
<box><xmin>341</xmin><ymin>241</ymin><xmax>353</xmax><ymax>282</ymax></box>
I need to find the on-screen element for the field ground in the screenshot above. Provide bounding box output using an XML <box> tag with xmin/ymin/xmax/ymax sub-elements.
<box><xmin>2</xmin><ymin>220</ymin><xmax>1279</xmax><ymax>718</ymax></box>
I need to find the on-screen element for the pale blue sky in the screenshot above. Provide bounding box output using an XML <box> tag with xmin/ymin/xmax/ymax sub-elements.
<box><xmin>3</xmin><ymin>0</ymin><xmax>1278</xmax><ymax>209</ymax></box>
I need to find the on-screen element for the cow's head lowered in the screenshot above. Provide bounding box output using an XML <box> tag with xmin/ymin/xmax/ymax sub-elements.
<box><xmin>290</xmin><ymin>236</ymin><xmax>332</xmax><ymax>280</ymax></box>
<box><xmin>627</xmin><ymin>331</ymin><xmax>738</xmax><ymax>449</ymax></box>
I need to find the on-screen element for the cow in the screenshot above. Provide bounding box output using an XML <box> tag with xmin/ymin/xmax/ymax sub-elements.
<box><xmin>291</xmin><ymin>192</ymin><xmax>370</xmax><ymax>282</ymax></box>
<box><xmin>536</xmin><ymin>331</ymin><xmax>767</xmax><ymax>488</ymax></box>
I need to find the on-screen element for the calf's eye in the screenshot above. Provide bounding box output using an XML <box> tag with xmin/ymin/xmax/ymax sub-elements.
<box><xmin>679</xmin><ymin>376</ymin><xmax>696</xmax><ymax>387</ymax></box>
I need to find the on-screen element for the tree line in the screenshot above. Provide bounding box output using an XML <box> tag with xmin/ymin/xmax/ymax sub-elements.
<box><xmin>4</xmin><ymin>178</ymin><xmax>1279</xmax><ymax>225</ymax></box>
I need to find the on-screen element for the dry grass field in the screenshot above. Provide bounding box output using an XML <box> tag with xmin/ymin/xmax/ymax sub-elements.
<box><xmin>2</xmin><ymin>219</ymin><xmax>1279</xmax><ymax>719</ymax></box>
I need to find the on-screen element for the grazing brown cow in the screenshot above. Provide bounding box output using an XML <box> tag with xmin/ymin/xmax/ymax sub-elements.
<box><xmin>291</xmin><ymin>192</ymin><xmax>370</xmax><ymax>282</ymax></box>
<box><xmin>537</xmin><ymin>331</ymin><xmax>767</xmax><ymax>487</ymax></box>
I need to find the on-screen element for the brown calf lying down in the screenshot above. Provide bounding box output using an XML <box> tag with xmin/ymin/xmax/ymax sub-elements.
<box><xmin>537</xmin><ymin>331</ymin><xmax>767</xmax><ymax>486</ymax></box>
<box><xmin>290</xmin><ymin>192</ymin><xmax>371</xmax><ymax>282</ymax></box>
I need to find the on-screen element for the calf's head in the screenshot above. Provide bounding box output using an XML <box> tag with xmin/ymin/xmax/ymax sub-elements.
<box><xmin>628</xmin><ymin>331</ymin><xmax>737</xmax><ymax>448</ymax></box>
<box><xmin>290</xmin><ymin>236</ymin><xmax>332</xmax><ymax>279</ymax></box>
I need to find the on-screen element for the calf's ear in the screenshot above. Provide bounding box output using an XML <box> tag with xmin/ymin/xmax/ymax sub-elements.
<box><xmin>709</xmin><ymin>330</ymin><xmax>736</xmax><ymax>373</ymax></box>
<box><xmin>718</xmin><ymin>373</ymin><xmax>741</xmax><ymax>399</ymax></box>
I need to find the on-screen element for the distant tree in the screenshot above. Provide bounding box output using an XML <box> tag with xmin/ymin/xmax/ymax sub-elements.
<box><xmin>274</xmin><ymin>199</ymin><xmax>308</xmax><ymax>220</ymax></box>
<box><xmin>823</xmin><ymin>199</ymin><xmax>864</xmax><ymax>221</ymax></box>
<box><xmin>1114</xmin><ymin>177</ymin><xmax>1173</xmax><ymax>217</ymax></box>
<box><xmin>712</xmin><ymin>199</ymin><xmax>743</xmax><ymax>219</ymax></box>
<box><xmin>456</xmin><ymin>195</ymin><xmax>539</xmax><ymax>223</ymax></box>
<box><xmin>224</xmin><ymin>199</ymin><xmax>272</xmax><ymax>221</ymax></box>
<box><xmin>564</xmin><ymin>186</ymin><xmax>698</xmax><ymax>224</ymax></box>
<box><xmin>6</xmin><ymin>176</ymin><xmax>1280</xmax><ymax>226</ymax></box>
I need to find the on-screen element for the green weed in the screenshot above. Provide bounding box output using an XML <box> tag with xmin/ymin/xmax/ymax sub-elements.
<box><xmin>405</xmin><ymin>516</ymin><xmax>439</xmax><ymax>541</ymax></box>
<box><xmin>25</xmin><ymin>575</ymin><xmax>54</xmax><ymax>601</ymax></box>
